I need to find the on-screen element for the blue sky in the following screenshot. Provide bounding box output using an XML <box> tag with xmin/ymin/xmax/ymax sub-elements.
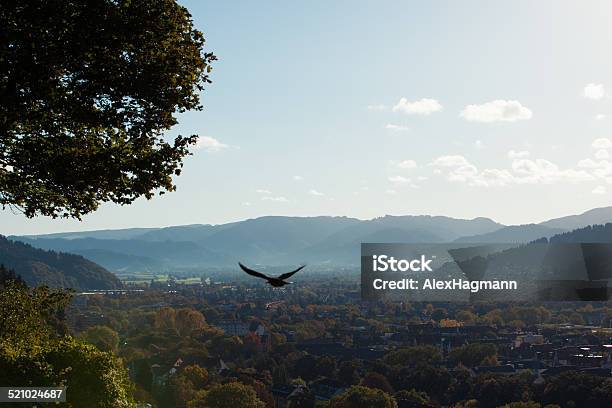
<box><xmin>4</xmin><ymin>0</ymin><xmax>612</xmax><ymax>234</ymax></box>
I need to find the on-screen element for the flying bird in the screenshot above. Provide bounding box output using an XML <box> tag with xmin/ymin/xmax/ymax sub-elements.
<box><xmin>239</xmin><ymin>262</ymin><xmax>305</xmax><ymax>287</ymax></box>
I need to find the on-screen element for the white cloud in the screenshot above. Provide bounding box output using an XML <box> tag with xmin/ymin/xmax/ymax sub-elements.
<box><xmin>392</xmin><ymin>97</ymin><xmax>443</xmax><ymax>115</ymax></box>
<box><xmin>577</xmin><ymin>158</ymin><xmax>602</xmax><ymax>169</ymax></box>
<box><xmin>592</xmin><ymin>185</ymin><xmax>607</xmax><ymax>195</ymax></box>
<box><xmin>397</xmin><ymin>159</ymin><xmax>417</xmax><ymax>169</ymax></box>
<box><xmin>429</xmin><ymin>155</ymin><xmax>470</xmax><ymax>167</ymax></box>
<box><xmin>309</xmin><ymin>189</ymin><xmax>324</xmax><ymax>196</ymax></box>
<box><xmin>595</xmin><ymin>149</ymin><xmax>610</xmax><ymax>159</ymax></box>
<box><xmin>416</xmin><ymin>176</ymin><xmax>428</xmax><ymax>181</ymax></box>
<box><xmin>262</xmin><ymin>196</ymin><xmax>289</xmax><ymax>202</ymax></box>
<box><xmin>592</xmin><ymin>138</ymin><xmax>612</xmax><ymax>149</ymax></box>
<box><xmin>596</xmin><ymin>114</ymin><xmax>606</xmax><ymax>120</ymax></box>
<box><xmin>575</xmin><ymin>159</ymin><xmax>612</xmax><ymax>179</ymax></box>
<box><xmin>255</xmin><ymin>189</ymin><xmax>272</xmax><ymax>194</ymax></box>
<box><xmin>584</xmin><ymin>83</ymin><xmax>606</xmax><ymax>100</ymax></box>
<box><xmin>388</xmin><ymin>175</ymin><xmax>411</xmax><ymax>184</ymax></box>
<box><xmin>474</xmin><ymin>140</ymin><xmax>484</xmax><ymax>149</ymax></box>
<box><xmin>367</xmin><ymin>104</ymin><xmax>387</xmax><ymax>111</ymax></box>
<box><xmin>508</xmin><ymin>150</ymin><xmax>530</xmax><ymax>159</ymax></box>
<box><xmin>385</xmin><ymin>123</ymin><xmax>410</xmax><ymax>132</ymax></box>
<box><xmin>293</xmin><ymin>175</ymin><xmax>303</xmax><ymax>181</ymax></box>
<box><xmin>460</xmin><ymin>100</ymin><xmax>532</xmax><ymax>123</ymax></box>
<box><xmin>242</xmin><ymin>202</ymin><xmax>252</xmax><ymax>206</ymax></box>
<box><xmin>511</xmin><ymin>158</ymin><xmax>595</xmax><ymax>183</ymax></box>
<box><xmin>431</xmin><ymin>155</ymin><xmax>596</xmax><ymax>187</ymax></box>
<box><xmin>196</xmin><ymin>136</ymin><xmax>229</xmax><ymax>152</ymax></box>
<box><xmin>385</xmin><ymin>189</ymin><xmax>397</xmax><ymax>195</ymax></box>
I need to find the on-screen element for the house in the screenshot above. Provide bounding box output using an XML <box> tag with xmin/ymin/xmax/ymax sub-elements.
<box><xmin>514</xmin><ymin>333</ymin><xmax>545</xmax><ymax>348</ymax></box>
<box><xmin>309</xmin><ymin>378</ymin><xmax>346</xmax><ymax>401</ymax></box>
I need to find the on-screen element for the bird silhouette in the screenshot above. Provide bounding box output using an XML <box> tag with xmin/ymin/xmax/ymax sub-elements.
<box><xmin>239</xmin><ymin>262</ymin><xmax>305</xmax><ymax>287</ymax></box>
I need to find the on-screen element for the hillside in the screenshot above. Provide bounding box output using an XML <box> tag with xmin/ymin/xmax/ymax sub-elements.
<box><xmin>540</xmin><ymin>206</ymin><xmax>612</xmax><ymax>230</ymax></box>
<box><xmin>0</xmin><ymin>235</ymin><xmax>122</xmax><ymax>290</ymax></box>
<box><xmin>453</xmin><ymin>224</ymin><xmax>566</xmax><ymax>243</ymax></box>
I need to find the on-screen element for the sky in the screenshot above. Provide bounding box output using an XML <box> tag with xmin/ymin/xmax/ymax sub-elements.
<box><xmin>4</xmin><ymin>0</ymin><xmax>612</xmax><ymax>235</ymax></box>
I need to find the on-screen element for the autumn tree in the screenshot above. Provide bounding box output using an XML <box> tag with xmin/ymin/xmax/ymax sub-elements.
<box><xmin>81</xmin><ymin>325</ymin><xmax>120</xmax><ymax>353</ymax></box>
<box><xmin>0</xmin><ymin>283</ymin><xmax>134</xmax><ymax>407</ymax></box>
<box><xmin>188</xmin><ymin>382</ymin><xmax>265</xmax><ymax>408</ymax></box>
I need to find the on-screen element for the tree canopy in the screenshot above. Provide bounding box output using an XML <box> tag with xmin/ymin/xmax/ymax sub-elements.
<box><xmin>0</xmin><ymin>0</ymin><xmax>216</xmax><ymax>218</ymax></box>
<box><xmin>188</xmin><ymin>382</ymin><xmax>265</xmax><ymax>408</ymax></box>
<box><xmin>0</xmin><ymin>281</ymin><xmax>135</xmax><ymax>407</ymax></box>
<box><xmin>329</xmin><ymin>385</ymin><xmax>397</xmax><ymax>408</ymax></box>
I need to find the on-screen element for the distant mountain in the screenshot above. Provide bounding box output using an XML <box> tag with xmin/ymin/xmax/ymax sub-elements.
<box><xmin>0</xmin><ymin>235</ymin><xmax>121</xmax><ymax>289</ymax></box>
<box><xmin>12</xmin><ymin>237</ymin><xmax>230</xmax><ymax>272</ymax></box>
<box><xmin>454</xmin><ymin>224</ymin><xmax>566</xmax><ymax>243</ymax></box>
<box><xmin>540</xmin><ymin>207</ymin><xmax>612</xmax><ymax>230</ymax></box>
<box><xmin>13</xmin><ymin>215</ymin><xmax>502</xmax><ymax>270</ymax></box>
<box><xmin>21</xmin><ymin>227</ymin><xmax>160</xmax><ymax>241</ymax></box>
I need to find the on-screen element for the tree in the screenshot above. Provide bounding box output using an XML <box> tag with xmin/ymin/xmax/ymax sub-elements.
<box><xmin>175</xmin><ymin>308</ymin><xmax>207</xmax><ymax>337</ymax></box>
<box><xmin>448</xmin><ymin>343</ymin><xmax>497</xmax><ymax>367</ymax></box>
<box><xmin>182</xmin><ymin>364</ymin><xmax>209</xmax><ymax>389</ymax></box>
<box><xmin>81</xmin><ymin>325</ymin><xmax>120</xmax><ymax>353</ymax></box>
<box><xmin>0</xmin><ymin>282</ymin><xmax>134</xmax><ymax>407</ymax></box>
<box><xmin>541</xmin><ymin>371</ymin><xmax>612</xmax><ymax>408</ymax></box>
<box><xmin>431</xmin><ymin>307</ymin><xmax>448</xmax><ymax>322</ymax></box>
<box><xmin>384</xmin><ymin>346</ymin><xmax>442</xmax><ymax>367</ymax></box>
<box><xmin>0</xmin><ymin>264</ymin><xmax>26</xmax><ymax>287</ymax></box>
<box><xmin>393</xmin><ymin>365</ymin><xmax>451</xmax><ymax>399</ymax></box>
<box><xmin>329</xmin><ymin>386</ymin><xmax>397</xmax><ymax>408</ymax></box>
<box><xmin>0</xmin><ymin>337</ymin><xmax>135</xmax><ymax>407</ymax></box>
<box><xmin>338</xmin><ymin>361</ymin><xmax>361</xmax><ymax>386</ymax></box>
<box><xmin>294</xmin><ymin>354</ymin><xmax>318</xmax><ymax>382</ymax></box>
<box><xmin>394</xmin><ymin>389</ymin><xmax>434</xmax><ymax>408</ymax></box>
<box><xmin>0</xmin><ymin>0</ymin><xmax>216</xmax><ymax>218</ymax></box>
<box><xmin>361</xmin><ymin>372</ymin><xmax>394</xmax><ymax>394</ymax></box>
<box><xmin>0</xmin><ymin>281</ymin><xmax>71</xmax><ymax>352</ymax></box>
<box><xmin>188</xmin><ymin>382</ymin><xmax>265</xmax><ymax>408</ymax></box>
<box><xmin>316</xmin><ymin>355</ymin><xmax>337</xmax><ymax>378</ymax></box>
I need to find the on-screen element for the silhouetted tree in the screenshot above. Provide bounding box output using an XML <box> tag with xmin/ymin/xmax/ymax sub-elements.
<box><xmin>0</xmin><ymin>0</ymin><xmax>216</xmax><ymax>218</ymax></box>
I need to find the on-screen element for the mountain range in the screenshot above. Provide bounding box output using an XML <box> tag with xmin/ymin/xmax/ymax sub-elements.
<box><xmin>11</xmin><ymin>206</ymin><xmax>612</xmax><ymax>273</ymax></box>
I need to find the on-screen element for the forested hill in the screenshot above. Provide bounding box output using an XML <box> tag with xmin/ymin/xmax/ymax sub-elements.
<box><xmin>549</xmin><ymin>223</ymin><xmax>612</xmax><ymax>243</ymax></box>
<box><xmin>0</xmin><ymin>235</ymin><xmax>121</xmax><ymax>290</ymax></box>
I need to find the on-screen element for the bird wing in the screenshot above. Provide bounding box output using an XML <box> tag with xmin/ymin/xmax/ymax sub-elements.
<box><xmin>277</xmin><ymin>265</ymin><xmax>306</xmax><ymax>280</ymax></box>
<box><xmin>239</xmin><ymin>263</ymin><xmax>271</xmax><ymax>280</ymax></box>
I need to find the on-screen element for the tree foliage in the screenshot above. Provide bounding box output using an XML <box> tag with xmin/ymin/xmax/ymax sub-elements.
<box><xmin>0</xmin><ymin>282</ymin><xmax>135</xmax><ymax>407</ymax></box>
<box><xmin>81</xmin><ymin>325</ymin><xmax>120</xmax><ymax>353</ymax></box>
<box><xmin>0</xmin><ymin>281</ymin><xmax>71</xmax><ymax>352</ymax></box>
<box><xmin>187</xmin><ymin>382</ymin><xmax>265</xmax><ymax>408</ymax></box>
<box><xmin>0</xmin><ymin>0</ymin><xmax>216</xmax><ymax>218</ymax></box>
<box><xmin>329</xmin><ymin>385</ymin><xmax>397</xmax><ymax>408</ymax></box>
<box><xmin>0</xmin><ymin>338</ymin><xmax>135</xmax><ymax>407</ymax></box>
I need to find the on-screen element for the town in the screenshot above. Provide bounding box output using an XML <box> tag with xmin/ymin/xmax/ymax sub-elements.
<box><xmin>66</xmin><ymin>274</ymin><xmax>612</xmax><ymax>408</ymax></box>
